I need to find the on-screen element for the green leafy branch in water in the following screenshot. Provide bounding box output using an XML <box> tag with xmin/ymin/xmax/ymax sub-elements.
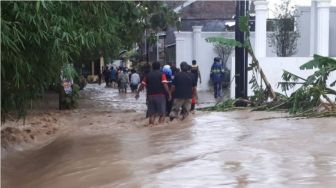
<box><xmin>277</xmin><ymin>55</ymin><xmax>336</xmax><ymax>114</ymax></box>
<box><xmin>200</xmin><ymin>98</ymin><xmax>254</xmax><ymax>112</ymax></box>
<box><xmin>205</xmin><ymin>16</ymin><xmax>336</xmax><ymax>117</ymax></box>
<box><xmin>201</xmin><ymin>99</ymin><xmax>236</xmax><ymax>111</ymax></box>
<box><xmin>245</xmin><ymin>55</ymin><xmax>336</xmax><ymax>118</ymax></box>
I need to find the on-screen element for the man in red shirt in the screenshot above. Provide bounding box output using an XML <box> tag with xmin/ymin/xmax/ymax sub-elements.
<box><xmin>136</xmin><ymin>62</ymin><xmax>171</xmax><ymax>125</ymax></box>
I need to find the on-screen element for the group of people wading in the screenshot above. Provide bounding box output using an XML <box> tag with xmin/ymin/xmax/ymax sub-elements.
<box><xmin>101</xmin><ymin>66</ymin><xmax>141</xmax><ymax>93</ymax></box>
<box><xmin>100</xmin><ymin>57</ymin><xmax>225</xmax><ymax>126</ymax></box>
<box><xmin>134</xmin><ymin>57</ymin><xmax>225</xmax><ymax>125</ymax></box>
<box><xmin>135</xmin><ymin>60</ymin><xmax>204</xmax><ymax>125</ymax></box>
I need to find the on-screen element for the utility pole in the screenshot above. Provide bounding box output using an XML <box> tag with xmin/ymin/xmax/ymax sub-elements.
<box><xmin>235</xmin><ymin>0</ymin><xmax>249</xmax><ymax>106</ymax></box>
<box><xmin>156</xmin><ymin>33</ymin><xmax>159</xmax><ymax>61</ymax></box>
<box><xmin>145</xmin><ymin>29</ymin><xmax>149</xmax><ymax>63</ymax></box>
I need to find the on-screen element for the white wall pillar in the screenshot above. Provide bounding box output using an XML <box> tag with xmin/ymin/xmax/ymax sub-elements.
<box><xmin>316</xmin><ymin>0</ymin><xmax>330</xmax><ymax>56</ymax></box>
<box><xmin>174</xmin><ymin>32</ymin><xmax>185</xmax><ymax>68</ymax></box>
<box><xmin>310</xmin><ymin>0</ymin><xmax>317</xmax><ymax>56</ymax></box>
<box><xmin>254</xmin><ymin>0</ymin><xmax>268</xmax><ymax>58</ymax></box>
<box><xmin>192</xmin><ymin>26</ymin><xmax>205</xmax><ymax>89</ymax></box>
<box><xmin>192</xmin><ymin>26</ymin><xmax>203</xmax><ymax>60</ymax></box>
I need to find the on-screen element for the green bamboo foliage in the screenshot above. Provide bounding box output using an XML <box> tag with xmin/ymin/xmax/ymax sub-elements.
<box><xmin>1</xmin><ymin>1</ymin><xmax>177</xmax><ymax>120</ymax></box>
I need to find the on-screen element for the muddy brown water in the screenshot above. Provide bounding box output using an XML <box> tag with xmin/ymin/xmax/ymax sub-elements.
<box><xmin>2</xmin><ymin>84</ymin><xmax>336</xmax><ymax>188</ymax></box>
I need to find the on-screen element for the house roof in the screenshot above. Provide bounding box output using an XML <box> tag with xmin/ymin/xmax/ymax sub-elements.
<box><xmin>173</xmin><ymin>0</ymin><xmax>197</xmax><ymax>13</ymax></box>
<box><xmin>164</xmin><ymin>1</ymin><xmax>187</xmax><ymax>10</ymax></box>
<box><xmin>164</xmin><ymin>1</ymin><xmax>256</xmax><ymax>46</ymax></box>
<box><xmin>180</xmin><ymin>1</ymin><xmax>236</xmax><ymax>20</ymax></box>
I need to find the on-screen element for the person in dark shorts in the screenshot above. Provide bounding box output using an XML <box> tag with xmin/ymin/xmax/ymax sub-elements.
<box><xmin>210</xmin><ymin>57</ymin><xmax>224</xmax><ymax>98</ymax></box>
<box><xmin>191</xmin><ymin>60</ymin><xmax>201</xmax><ymax>85</ymax></box>
<box><xmin>135</xmin><ymin>62</ymin><xmax>171</xmax><ymax>125</ymax></box>
<box><xmin>170</xmin><ymin>62</ymin><xmax>197</xmax><ymax>120</ymax></box>
<box><xmin>162</xmin><ymin>64</ymin><xmax>173</xmax><ymax>116</ymax></box>
<box><xmin>103</xmin><ymin>66</ymin><xmax>110</xmax><ymax>87</ymax></box>
<box><xmin>110</xmin><ymin>67</ymin><xmax>117</xmax><ymax>88</ymax></box>
<box><xmin>130</xmin><ymin>69</ymin><xmax>140</xmax><ymax>93</ymax></box>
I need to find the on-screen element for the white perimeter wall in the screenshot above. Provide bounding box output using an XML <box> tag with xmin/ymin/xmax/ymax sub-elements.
<box><xmin>175</xmin><ymin>6</ymin><xmax>336</xmax><ymax>98</ymax></box>
<box><xmin>175</xmin><ymin>31</ymin><xmax>336</xmax><ymax>100</ymax></box>
<box><xmin>230</xmin><ymin>57</ymin><xmax>336</xmax><ymax>100</ymax></box>
<box><xmin>175</xmin><ymin>31</ymin><xmax>234</xmax><ymax>91</ymax></box>
<box><xmin>175</xmin><ymin>31</ymin><xmax>255</xmax><ymax>91</ymax></box>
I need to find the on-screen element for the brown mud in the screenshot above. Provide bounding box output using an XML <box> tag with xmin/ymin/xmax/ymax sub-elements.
<box><xmin>2</xmin><ymin>84</ymin><xmax>336</xmax><ymax>188</ymax></box>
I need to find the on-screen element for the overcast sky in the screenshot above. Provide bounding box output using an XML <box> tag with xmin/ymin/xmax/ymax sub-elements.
<box><xmin>268</xmin><ymin>0</ymin><xmax>336</xmax><ymax>9</ymax></box>
<box><xmin>268</xmin><ymin>0</ymin><xmax>336</xmax><ymax>17</ymax></box>
<box><xmin>276</xmin><ymin>0</ymin><xmax>336</xmax><ymax>6</ymax></box>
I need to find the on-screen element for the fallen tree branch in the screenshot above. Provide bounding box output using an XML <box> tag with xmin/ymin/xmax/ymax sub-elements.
<box><xmin>322</xmin><ymin>93</ymin><xmax>336</xmax><ymax>110</ymax></box>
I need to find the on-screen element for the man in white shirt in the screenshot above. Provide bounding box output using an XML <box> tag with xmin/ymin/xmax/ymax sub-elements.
<box><xmin>130</xmin><ymin>69</ymin><xmax>140</xmax><ymax>93</ymax></box>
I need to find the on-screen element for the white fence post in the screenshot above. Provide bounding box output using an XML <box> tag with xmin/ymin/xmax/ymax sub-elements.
<box><xmin>192</xmin><ymin>26</ymin><xmax>203</xmax><ymax>89</ymax></box>
<box><xmin>192</xmin><ymin>26</ymin><xmax>203</xmax><ymax>61</ymax></box>
<box><xmin>316</xmin><ymin>0</ymin><xmax>330</xmax><ymax>56</ymax></box>
<box><xmin>310</xmin><ymin>1</ymin><xmax>317</xmax><ymax>56</ymax></box>
<box><xmin>254</xmin><ymin>0</ymin><xmax>268</xmax><ymax>58</ymax></box>
<box><xmin>174</xmin><ymin>32</ymin><xmax>185</xmax><ymax>68</ymax></box>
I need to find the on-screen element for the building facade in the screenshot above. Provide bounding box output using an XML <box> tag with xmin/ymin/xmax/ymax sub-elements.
<box><xmin>173</xmin><ymin>0</ymin><xmax>336</xmax><ymax>96</ymax></box>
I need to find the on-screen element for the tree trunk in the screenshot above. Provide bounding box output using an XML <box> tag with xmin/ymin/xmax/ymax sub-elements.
<box><xmin>322</xmin><ymin>93</ymin><xmax>336</xmax><ymax>110</ymax></box>
<box><xmin>248</xmin><ymin>49</ymin><xmax>278</xmax><ymax>101</ymax></box>
<box><xmin>59</xmin><ymin>83</ymin><xmax>66</xmax><ymax>110</ymax></box>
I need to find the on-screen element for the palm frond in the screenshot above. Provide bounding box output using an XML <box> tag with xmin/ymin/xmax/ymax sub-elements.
<box><xmin>281</xmin><ymin>70</ymin><xmax>306</xmax><ymax>82</ymax></box>
<box><xmin>330</xmin><ymin>80</ymin><xmax>336</xmax><ymax>87</ymax></box>
<box><xmin>325</xmin><ymin>87</ymin><xmax>336</xmax><ymax>95</ymax></box>
<box><xmin>300</xmin><ymin>54</ymin><xmax>336</xmax><ymax>70</ymax></box>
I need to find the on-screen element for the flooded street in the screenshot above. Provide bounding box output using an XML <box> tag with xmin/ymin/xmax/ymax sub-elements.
<box><xmin>2</xmin><ymin>84</ymin><xmax>336</xmax><ymax>188</ymax></box>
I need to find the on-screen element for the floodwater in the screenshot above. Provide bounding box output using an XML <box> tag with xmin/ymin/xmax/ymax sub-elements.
<box><xmin>2</xmin><ymin>84</ymin><xmax>336</xmax><ymax>188</ymax></box>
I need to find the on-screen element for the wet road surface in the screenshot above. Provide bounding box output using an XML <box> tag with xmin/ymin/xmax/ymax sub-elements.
<box><xmin>2</xmin><ymin>84</ymin><xmax>336</xmax><ymax>188</ymax></box>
